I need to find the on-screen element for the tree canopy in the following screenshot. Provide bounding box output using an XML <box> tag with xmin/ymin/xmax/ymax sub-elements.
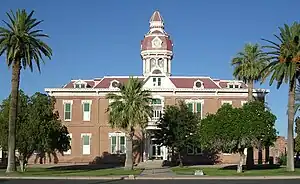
<box><xmin>154</xmin><ymin>101</ymin><xmax>200</xmax><ymax>166</ymax></box>
<box><xmin>0</xmin><ymin>91</ymin><xmax>70</xmax><ymax>172</ymax></box>
<box><xmin>199</xmin><ymin>101</ymin><xmax>277</xmax><ymax>172</ymax></box>
<box><xmin>106</xmin><ymin>76</ymin><xmax>153</xmax><ymax>170</ymax></box>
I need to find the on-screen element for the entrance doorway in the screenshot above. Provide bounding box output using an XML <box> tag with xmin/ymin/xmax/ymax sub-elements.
<box><xmin>150</xmin><ymin>139</ymin><xmax>163</xmax><ymax>160</ymax></box>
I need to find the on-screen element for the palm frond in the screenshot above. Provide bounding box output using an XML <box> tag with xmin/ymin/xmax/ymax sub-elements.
<box><xmin>0</xmin><ymin>9</ymin><xmax>52</xmax><ymax>71</ymax></box>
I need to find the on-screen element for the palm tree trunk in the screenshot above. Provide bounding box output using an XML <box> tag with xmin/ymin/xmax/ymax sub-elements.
<box><xmin>248</xmin><ymin>80</ymin><xmax>254</xmax><ymax>102</ymax></box>
<box><xmin>286</xmin><ymin>79</ymin><xmax>296</xmax><ymax>172</ymax></box>
<box><xmin>6</xmin><ymin>60</ymin><xmax>21</xmax><ymax>173</ymax></box>
<box><xmin>124</xmin><ymin>129</ymin><xmax>134</xmax><ymax>170</ymax></box>
<box><xmin>246</xmin><ymin>80</ymin><xmax>254</xmax><ymax>168</ymax></box>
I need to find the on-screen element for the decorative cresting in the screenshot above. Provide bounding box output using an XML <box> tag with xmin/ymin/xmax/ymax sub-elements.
<box><xmin>141</xmin><ymin>10</ymin><xmax>174</xmax><ymax>77</ymax></box>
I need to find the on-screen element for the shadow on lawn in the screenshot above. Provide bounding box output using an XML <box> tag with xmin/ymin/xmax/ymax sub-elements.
<box><xmin>47</xmin><ymin>152</ymin><xmax>125</xmax><ymax>171</ymax></box>
<box><xmin>221</xmin><ymin>164</ymin><xmax>281</xmax><ymax>171</ymax></box>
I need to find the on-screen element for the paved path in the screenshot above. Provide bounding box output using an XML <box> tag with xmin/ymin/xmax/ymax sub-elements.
<box><xmin>140</xmin><ymin>167</ymin><xmax>175</xmax><ymax>176</ymax></box>
<box><xmin>0</xmin><ymin>179</ymin><xmax>300</xmax><ymax>184</ymax></box>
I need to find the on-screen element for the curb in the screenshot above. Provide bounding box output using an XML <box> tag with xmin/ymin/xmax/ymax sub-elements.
<box><xmin>1</xmin><ymin>175</ymin><xmax>300</xmax><ymax>180</ymax></box>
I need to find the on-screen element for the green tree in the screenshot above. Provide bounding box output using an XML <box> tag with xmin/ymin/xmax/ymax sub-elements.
<box><xmin>261</xmin><ymin>22</ymin><xmax>300</xmax><ymax>171</ymax></box>
<box><xmin>154</xmin><ymin>101</ymin><xmax>200</xmax><ymax>167</ymax></box>
<box><xmin>231</xmin><ymin>43</ymin><xmax>269</xmax><ymax>101</ymax></box>
<box><xmin>295</xmin><ymin>117</ymin><xmax>300</xmax><ymax>155</ymax></box>
<box><xmin>106</xmin><ymin>77</ymin><xmax>153</xmax><ymax>170</ymax></box>
<box><xmin>199</xmin><ymin>101</ymin><xmax>277</xmax><ymax>173</ymax></box>
<box><xmin>0</xmin><ymin>9</ymin><xmax>52</xmax><ymax>173</ymax></box>
<box><xmin>0</xmin><ymin>91</ymin><xmax>70</xmax><ymax>172</ymax></box>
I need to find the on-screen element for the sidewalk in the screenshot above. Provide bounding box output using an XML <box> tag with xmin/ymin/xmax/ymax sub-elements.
<box><xmin>1</xmin><ymin>175</ymin><xmax>300</xmax><ymax>180</ymax></box>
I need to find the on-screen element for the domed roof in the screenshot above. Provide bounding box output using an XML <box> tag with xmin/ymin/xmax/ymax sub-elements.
<box><xmin>141</xmin><ymin>11</ymin><xmax>173</xmax><ymax>52</ymax></box>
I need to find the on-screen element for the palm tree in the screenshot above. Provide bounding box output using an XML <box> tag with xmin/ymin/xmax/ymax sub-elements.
<box><xmin>261</xmin><ymin>22</ymin><xmax>300</xmax><ymax>172</ymax></box>
<box><xmin>0</xmin><ymin>9</ymin><xmax>52</xmax><ymax>173</ymax></box>
<box><xmin>231</xmin><ymin>43</ymin><xmax>269</xmax><ymax>102</ymax></box>
<box><xmin>106</xmin><ymin>77</ymin><xmax>152</xmax><ymax>170</ymax></box>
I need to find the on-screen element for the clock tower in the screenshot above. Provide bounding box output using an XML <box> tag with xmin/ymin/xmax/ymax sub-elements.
<box><xmin>140</xmin><ymin>10</ymin><xmax>173</xmax><ymax>77</ymax></box>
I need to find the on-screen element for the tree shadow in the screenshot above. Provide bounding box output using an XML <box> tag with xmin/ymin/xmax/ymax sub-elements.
<box><xmin>221</xmin><ymin>164</ymin><xmax>281</xmax><ymax>170</ymax></box>
<box><xmin>163</xmin><ymin>150</ymin><xmax>220</xmax><ymax>167</ymax></box>
<box><xmin>47</xmin><ymin>152</ymin><xmax>125</xmax><ymax>171</ymax></box>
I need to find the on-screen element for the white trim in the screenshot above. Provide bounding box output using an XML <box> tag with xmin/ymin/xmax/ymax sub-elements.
<box><xmin>185</xmin><ymin>99</ymin><xmax>204</xmax><ymax>119</ymax></box>
<box><xmin>108</xmin><ymin>132</ymin><xmax>126</xmax><ymax>137</ymax></box>
<box><xmin>63</xmin><ymin>100</ymin><xmax>73</xmax><ymax>121</ymax></box>
<box><xmin>221</xmin><ymin>100</ymin><xmax>233</xmax><ymax>105</ymax></box>
<box><xmin>64</xmin><ymin>133</ymin><xmax>72</xmax><ymax>155</ymax></box>
<box><xmin>73</xmin><ymin>79</ymin><xmax>87</xmax><ymax>88</ymax></box>
<box><xmin>193</xmin><ymin>80</ymin><xmax>204</xmax><ymax>89</ymax></box>
<box><xmin>81</xmin><ymin>133</ymin><xmax>91</xmax><ymax>155</ymax></box>
<box><xmin>82</xmin><ymin>100</ymin><xmax>92</xmax><ymax>121</ymax></box>
<box><xmin>109</xmin><ymin>80</ymin><xmax>120</xmax><ymax>89</ymax></box>
<box><xmin>241</xmin><ymin>100</ymin><xmax>248</xmax><ymax>106</ymax></box>
<box><xmin>223</xmin><ymin>153</ymin><xmax>232</xmax><ymax>156</ymax></box>
<box><xmin>63</xmin><ymin>100</ymin><xmax>73</xmax><ymax>104</ymax></box>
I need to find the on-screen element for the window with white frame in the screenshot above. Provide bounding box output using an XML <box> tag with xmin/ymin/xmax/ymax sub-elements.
<box><xmin>187</xmin><ymin>145</ymin><xmax>202</xmax><ymax>155</ymax></box>
<box><xmin>152</xmin><ymin>77</ymin><xmax>161</xmax><ymax>87</ymax></box>
<box><xmin>151</xmin><ymin>98</ymin><xmax>163</xmax><ymax>120</ymax></box>
<box><xmin>221</xmin><ymin>100</ymin><xmax>232</xmax><ymax>106</ymax></box>
<box><xmin>185</xmin><ymin>100</ymin><xmax>203</xmax><ymax>119</ymax></box>
<box><xmin>63</xmin><ymin>100</ymin><xmax>73</xmax><ymax>121</ymax></box>
<box><xmin>73</xmin><ymin>80</ymin><xmax>87</xmax><ymax>88</ymax></box>
<box><xmin>81</xmin><ymin>133</ymin><xmax>91</xmax><ymax>155</ymax></box>
<box><xmin>64</xmin><ymin>133</ymin><xmax>72</xmax><ymax>155</ymax></box>
<box><xmin>109</xmin><ymin>132</ymin><xmax>126</xmax><ymax>154</ymax></box>
<box><xmin>82</xmin><ymin>100</ymin><xmax>92</xmax><ymax>121</ymax></box>
<box><xmin>227</xmin><ymin>82</ymin><xmax>241</xmax><ymax>89</ymax></box>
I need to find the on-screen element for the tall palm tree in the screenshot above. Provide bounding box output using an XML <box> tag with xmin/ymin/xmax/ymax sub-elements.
<box><xmin>106</xmin><ymin>77</ymin><xmax>152</xmax><ymax>170</ymax></box>
<box><xmin>231</xmin><ymin>43</ymin><xmax>269</xmax><ymax>102</ymax></box>
<box><xmin>261</xmin><ymin>22</ymin><xmax>300</xmax><ymax>172</ymax></box>
<box><xmin>0</xmin><ymin>9</ymin><xmax>52</xmax><ymax>173</ymax></box>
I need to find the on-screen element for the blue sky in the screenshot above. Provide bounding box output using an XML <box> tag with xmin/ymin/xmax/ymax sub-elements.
<box><xmin>0</xmin><ymin>0</ymin><xmax>299</xmax><ymax>137</ymax></box>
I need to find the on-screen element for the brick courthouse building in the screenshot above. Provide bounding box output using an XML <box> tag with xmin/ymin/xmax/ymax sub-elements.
<box><xmin>28</xmin><ymin>11</ymin><xmax>286</xmax><ymax>165</ymax></box>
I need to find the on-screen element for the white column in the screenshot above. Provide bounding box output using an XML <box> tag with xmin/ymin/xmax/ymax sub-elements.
<box><xmin>0</xmin><ymin>147</ymin><xmax>2</xmax><ymax>159</ymax></box>
<box><xmin>162</xmin><ymin>146</ymin><xmax>168</xmax><ymax>160</ymax></box>
<box><xmin>164</xmin><ymin>58</ymin><xmax>168</xmax><ymax>73</ymax></box>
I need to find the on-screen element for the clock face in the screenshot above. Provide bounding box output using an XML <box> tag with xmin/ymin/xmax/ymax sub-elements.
<box><xmin>158</xmin><ymin>58</ymin><xmax>164</xmax><ymax>67</ymax></box>
<box><xmin>152</xmin><ymin>37</ymin><xmax>162</xmax><ymax>48</ymax></box>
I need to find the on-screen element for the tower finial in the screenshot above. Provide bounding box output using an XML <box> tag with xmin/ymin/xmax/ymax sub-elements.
<box><xmin>149</xmin><ymin>10</ymin><xmax>164</xmax><ymax>29</ymax></box>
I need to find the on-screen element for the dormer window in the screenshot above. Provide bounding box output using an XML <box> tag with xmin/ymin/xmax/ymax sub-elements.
<box><xmin>227</xmin><ymin>82</ymin><xmax>241</xmax><ymax>89</ymax></box>
<box><xmin>73</xmin><ymin>80</ymin><xmax>87</xmax><ymax>88</ymax></box>
<box><xmin>193</xmin><ymin>80</ymin><xmax>204</xmax><ymax>89</ymax></box>
<box><xmin>110</xmin><ymin>80</ymin><xmax>120</xmax><ymax>89</ymax></box>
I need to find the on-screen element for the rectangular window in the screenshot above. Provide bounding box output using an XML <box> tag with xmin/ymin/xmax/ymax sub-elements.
<box><xmin>110</xmin><ymin>134</ymin><xmax>126</xmax><ymax>154</ymax></box>
<box><xmin>221</xmin><ymin>100</ymin><xmax>232</xmax><ymax>106</ymax></box>
<box><xmin>64</xmin><ymin>102</ymin><xmax>72</xmax><ymax>121</ymax></box>
<box><xmin>83</xmin><ymin>102</ymin><xmax>91</xmax><ymax>121</ymax></box>
<box><xmin>80</xmin><ymin>84</ymin><xmax>85</xmax><ymax>88</ymax></box>
<box><xmin>229</xmin><ymin>85</ymin><xmax>233</xmax><ymax>88</ymax></box>
<box><xmin>82</xmin><ymin>134</ymin><xmax>91</xmax><ymax>155</ymax></box>
<box><xmin>64</xmin><ymin>133</ymin><xmax>72</xmax><ymax>155</ymax></box>
<box><xmin>75</xmin><ymin>84</ymin><xmax>80</xmax><ymax>88</ymax></box>
<box><xmin>187</xmin><ymin>145</ymin><xmax>194</xmax><ymax>155</ymax></box>
<box><xmin>187</xmin><ymin>103</ymin><xmax>193</xmax><ymax>112</ymax></box>
<box><xmin>152</xmin><ymin>77</ymin><xmax>161</xmax><ymax>87</ymax></box>
<box><xmin>195</xmin><ymin>146</ymin><xmax>202</xmax><ymax>155</ymax></box>
<box><xmin>235</xmin><ymin>85</ymin><xmax>239</xmax><ymax>88</ymax></box>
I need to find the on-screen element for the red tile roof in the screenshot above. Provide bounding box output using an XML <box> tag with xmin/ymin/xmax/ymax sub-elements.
<box><xmin>170</xmin><ymin>77</ymin><xmax>220</xmax><ymax>89</ymax></box>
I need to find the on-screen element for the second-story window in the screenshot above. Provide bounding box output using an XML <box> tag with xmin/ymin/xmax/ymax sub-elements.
<box><xmin>186</xmin><ymin>101</ymin><xmax>202</xmax><ymax>119</ymax></box>
<box><xmin>82</xmin><ymin>100</ymin><xmax>92</xmax><ymax>121</ymax></box>
<box><xmin>153</xmin><ymin>77</ymin><xmax>161</xmax><ymax>87</ymax></box>
<box><xmin>63</xmin><ymin>100</ymin><xmax>73</xmax><ymax>121</ymax></box>
<box><xmin>151</xmin><ymin>98</ymin><xmax>163</xmax><ymax>120</ymax></box>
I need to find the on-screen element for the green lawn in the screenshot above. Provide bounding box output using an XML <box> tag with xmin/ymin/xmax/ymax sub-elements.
<box><xmin>0</xmin><ymin>167</ymin><xmax>142</xmax><ymax>177</ymax></box>
<box><xmin>172</xmin><ymin>167</ymin><xmax>300</xmax><ymax>176</ymax></box>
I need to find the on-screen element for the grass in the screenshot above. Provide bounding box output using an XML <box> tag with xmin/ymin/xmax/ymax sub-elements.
<box><xmin>171</xmin><ymin>166</ymin><xmax>300</xmax><ymax>176</ymax></box>
<box><xmin>0</xmin><ymin>167</ymin><xmax>142</xmax><ymax>177</ymax></box>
